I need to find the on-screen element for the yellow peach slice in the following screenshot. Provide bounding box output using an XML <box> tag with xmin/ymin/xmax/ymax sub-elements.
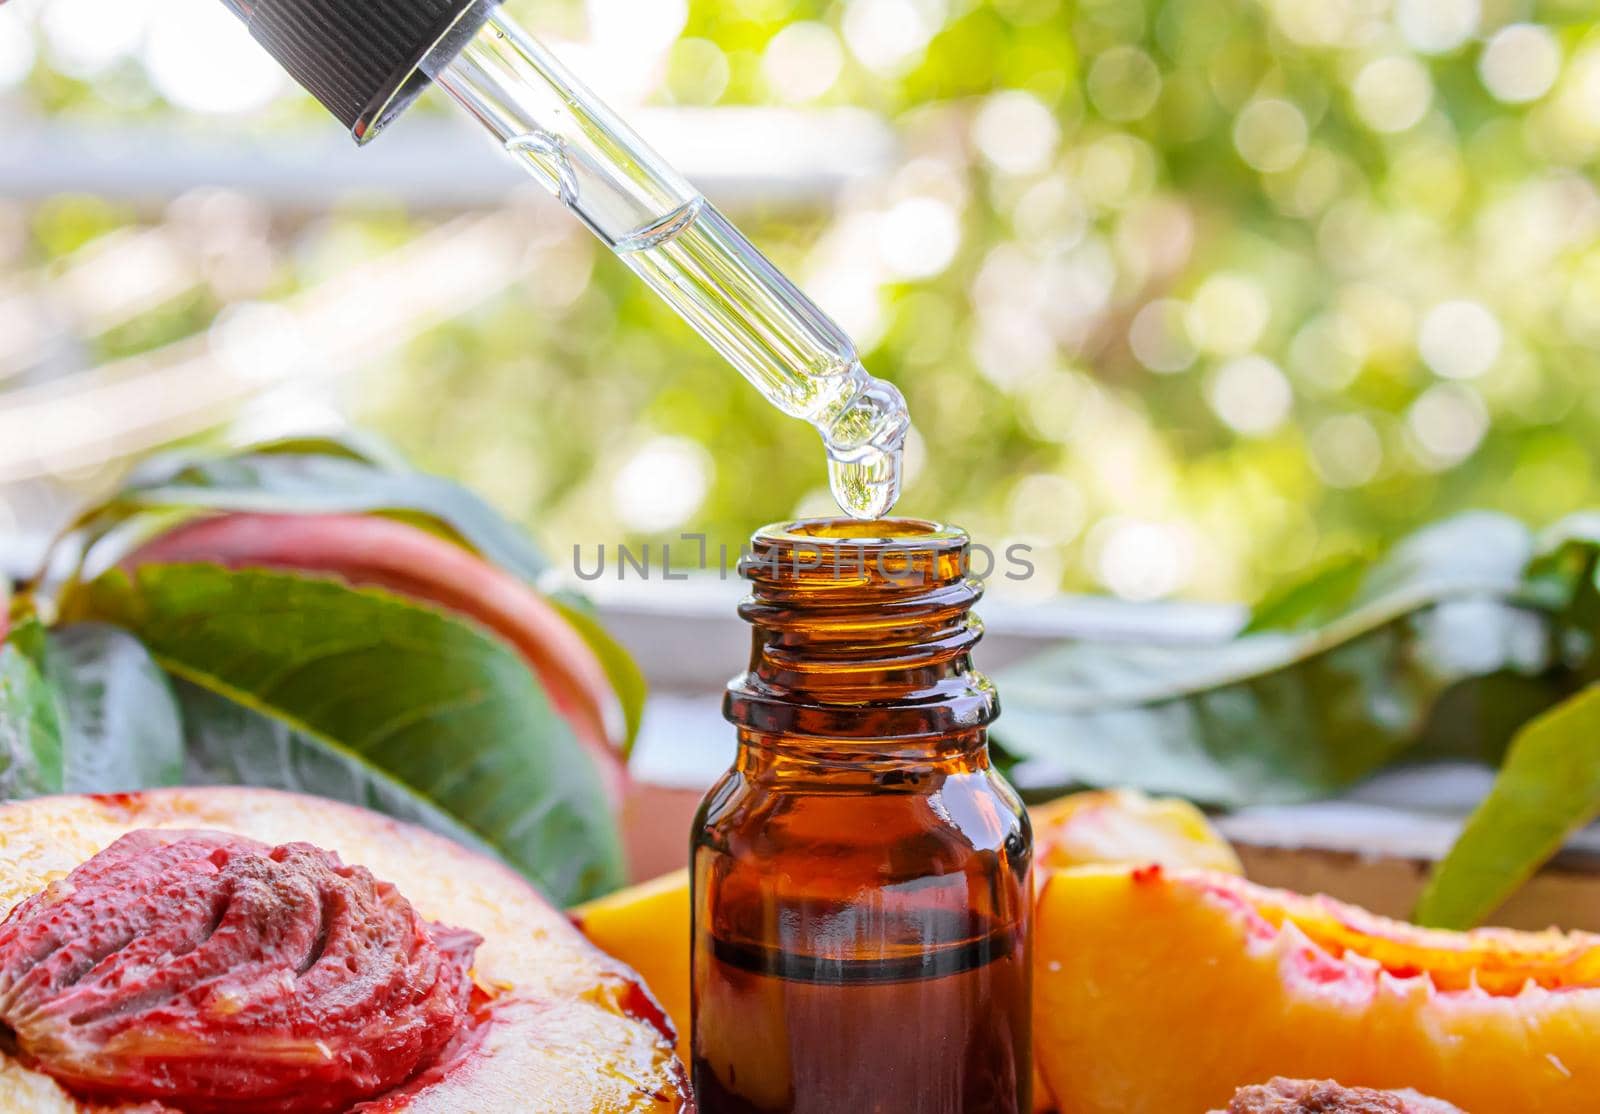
<box><xmin>1031</xmin><ymin>788</ymin><xmax>1242</xmax><ymax>876</ymax></box>
<box><xmin>1036</xmin><ymin>865</ymin><xmax>1600</xmax><ymax>1114</ymax></box>
<box><xmin>1028</xmin><ymin>789</ymin><xmax>1241</xmax><ymax>1111</ymax></box>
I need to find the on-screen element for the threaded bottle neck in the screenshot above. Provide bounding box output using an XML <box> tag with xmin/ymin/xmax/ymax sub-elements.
<box><xmin>723</xmin><ymin>519</ymin><xmax>998</xmax><ymax>740</ymax></box>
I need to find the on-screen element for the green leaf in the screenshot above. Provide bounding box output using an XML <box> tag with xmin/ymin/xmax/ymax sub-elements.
<box><xmin>550</xmin><ymin>595</ymin><xmax>647</xmax><ymax>754</ymax></box>
<box><xmin>110</xmin><ymin>450</ymin><xmax>550</xmax><ymax>582</ymax></box>
<box><xmin>175</xmin><ymin>681</ymin><xmax>504</xmax><ymax>865</ymax></box>
<box><xmin>1251</xmin><ymin>513</ymin><xmax>1537</xmax><ymax>633</ymax></box>
<box><xmin>231</xmin><ymin>431</ymin><xmax>408</xmax><ymax>468</ymax></box>
<box><xmin>1244</xmin><ymin>551</ymin><xmax>1371</xmax><ymax>634</ymax></box>
<box><xmin>73</xmin><ymin>565</ymin><xmax>625</xmax><ymax>904</ymax></box>
<box><xmin>994</xmin><ymin>513</ymin><xmax>1567</xmax><ymax>807</ymax></box>
<box><xmin>1417</xmin><ymin>686</ymin><xmax>1600</xmax><ymax>930</ymax></box>
<box><xmin>0</xmin><ymin>631</ymin><xmax>64</xmax><ymax>799</ymax></box>
<box><xmin>4</xmin><ymin>614</ymin><xmax>47</xmax><ymax>666</ymax></box>
<box><xmin>42</xmin><ymin>624</ymin><xmax>185</xmax><ymax>793</ymax></box>
<box><xmin>1524</xmin><ymin>513</ymin><xmax>1600</xmax><ymax>658</ymax></box>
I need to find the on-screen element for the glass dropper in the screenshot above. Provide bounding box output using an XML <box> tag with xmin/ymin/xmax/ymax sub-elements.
<box><xmin>219</xmin><ymin>0</ymin><xmax>909</xmax><ymax>520</ymax></box>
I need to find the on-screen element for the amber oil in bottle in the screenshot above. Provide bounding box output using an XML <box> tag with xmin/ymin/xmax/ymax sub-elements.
<box><xmin>691</xmin><ymin>518</ymin><xmax>1033</xmax><ymax>1114</ymax></box>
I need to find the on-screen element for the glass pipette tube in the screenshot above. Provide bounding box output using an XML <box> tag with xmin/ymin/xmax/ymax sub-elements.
<box><xmin>430</xmin><ymin>6</ymin><xmax>908</xmax><ymax>519</ymax></box>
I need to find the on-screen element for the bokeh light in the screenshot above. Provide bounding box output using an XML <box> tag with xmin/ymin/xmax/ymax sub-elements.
<box><xmin>1206</xmin><ymin>356</ymin><xmax>1293</xmax><ymax>436</ymax></box>
<box><xmin>1408</xmin><ymin>384</ymin><xmax>1489</xmax><ymax>470</ymax></box>
<box><xmin>1187</xmin><ymin>274</ymin><xmax>1271</xmax><ymax>357</ymax></box>
<box><xmin>842</xmin><ymin>0</ymin><xmax>943</xmax><ymax>73</ymax></box>
<box><xmin>973</xmin><ymin>91</ymin><xmax>1061</xmax><ymax>175</ymax></box>
<box><xmin>588</xmin><ymin>0</ymin><xmax>690</xmax><ymax>58</ymax></box>
<box><xmin>1129</xmin><ymin>299</ymin><xmax>1196</xmax><ymax>374</ymax></box>
<box><xmin>612</xmin><ymin>436</ymin><xmax>713</xmax><ymax>533</ymax></box>
<box><xmin>40</xmin><ymin>0</ymin><xmax>149</xmax><ymax>78</ymax></box>
<box><xmin>1479</xmin><ymin>24</ymin><xmax>1561</xmax><ymax>105</ymax></box>
<box><xmin>1007</xmin><ymin>472</ymin><xmax>1086</xmax><ymax>546</ymax></box>
<box><xmin>1087</xmin><ymin>46</ymin><xmax>1161</xmax><ymax>122</ymax></box>
<box><xmin>878</xmin><ymin>197</ymin><xmax>961</xmax><ymax>279</ymax></box>
<box><xmin>0</xmin><ymin>4</ymin><xmax>35</xmax><ymax>89</ymax></box>
<box><xmin>1091</xmin><ymin>518</ymin><xmax>1195</xmax><ymax>602</ymax></box>
<box><xmin>1396</xmin><ymin>0</ymin><xmax>1478</xmax><ymax>55</ymax></box>
<box><xmin>143</xmin><ymin>0</ymin><xmax>286</xmax><ymax>114</ymax></box>
<box><xmin>762</xmin><ymin>22</ymin><xmax>844</xmax><ymax>102</ymax></box>
<box><xmin>1310</xmin><ymin>414</ymin><xmax>1383</xmax><ymax>488</ymax></box>
<box><xmin>1418</xmin><ymin>301</ymin><xmax>1502</xmax><ymax>381</ymax></box>
<box><xmin>666</xmin><ymin>38</ymin><xmax>731</xmax><ymax>104</ymax></box>
<box><xmin>1352</xmin><ymin>56</ymin><xmax>1433</xmax><ymax>133</ymax></box>
<box><xmin>1234</xmin><ymin>99</ymin><xmax>1309</xmax><ymax>173</ymax></box>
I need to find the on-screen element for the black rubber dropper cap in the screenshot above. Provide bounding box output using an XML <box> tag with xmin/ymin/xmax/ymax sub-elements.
<box><xmin>220</xmin><ymin>0</ymin><xmax>500</xmax><ymax>143</ymax></box>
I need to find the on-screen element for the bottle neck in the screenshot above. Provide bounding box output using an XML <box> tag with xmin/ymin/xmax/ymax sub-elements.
<box><xmin>723</xmin><ymin>519</ymin><xmax>999</xmax><ymax>745</ymax></box>
<box><xmin>732</xmin><ymin>728</ymin><xmax>992</xmax><ymax>784</ymax></box>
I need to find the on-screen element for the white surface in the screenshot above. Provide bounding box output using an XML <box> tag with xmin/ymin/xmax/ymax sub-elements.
<box><xmin>0</xmin><ymin>109</ymin><xmax>896</xmax><ymax>209</ymax></box>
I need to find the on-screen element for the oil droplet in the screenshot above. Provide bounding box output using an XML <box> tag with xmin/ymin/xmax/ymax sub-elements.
<box><xmin>828</xmin><ymin>443</ymin><xmax>903</xmax><ymax>520</ymax></box>
<box><xmin>820</xmin><ymin>370</ymin><xmax>909</xmax><ymax>520</ymax></box>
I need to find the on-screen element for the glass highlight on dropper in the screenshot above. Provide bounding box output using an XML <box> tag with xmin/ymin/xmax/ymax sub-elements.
<box><xmin>218</xmin><ymin>0</ymin><xmax>910</xmax><ymax>520</ymax></box>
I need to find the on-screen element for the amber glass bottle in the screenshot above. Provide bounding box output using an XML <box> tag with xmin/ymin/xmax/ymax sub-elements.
<box><xmin>691</xmin><ymin>519</ymin><xmax>1032</xmax><ymax>1114</ymax></box>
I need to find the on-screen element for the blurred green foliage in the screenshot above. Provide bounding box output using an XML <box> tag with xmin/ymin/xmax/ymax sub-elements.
<box><xmin>8</xmin><ymin>0</ymin><xmax>1600</xmax><ymax>603</ymax></box>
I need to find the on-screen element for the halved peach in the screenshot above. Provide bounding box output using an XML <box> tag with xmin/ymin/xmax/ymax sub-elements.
<box><xmin>1036</xmin><ymin>865</ymin><xmax>1600</xmax><ymax>1113</ymax></box>
<box><xmin>0</xmin><ymin>789</ymin><xmax>688</xmax><ymax>1113</ymax></box>
<box><xmin>571</xmin><ymin>868</ymin><xmax>693</xmax><ymax>1065</ymax></box>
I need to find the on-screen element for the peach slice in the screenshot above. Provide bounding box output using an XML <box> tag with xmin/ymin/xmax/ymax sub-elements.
<box><xmin>1028</xmin><ymin>790</ymin><xmax>1241</xmax><ymax>1112</ymax></box>
<box><xmin>1036</xmin><ymin>865</ymin><xmax>1600</xmax><ymax>1114</ymax></box>
<box><xmin>1032</xmin><ymin>788</ymin><xmax>1242</xmax><ymax>876</ymax></box>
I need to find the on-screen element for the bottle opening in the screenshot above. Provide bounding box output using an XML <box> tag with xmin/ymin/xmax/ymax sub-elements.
<box><xmin>743</xmin><ymin>517</ymin><xmax>971</xmax><ymax>596</ymax></box>
<box><xmin>727</xmin><ymin>517</ymin><xmax>997</xmax><ymax>738</ymax></box>
<box><xmin>771</xmin><ymin>517</ymin><xmax>951</xmax><ymax>542</ymax></box>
